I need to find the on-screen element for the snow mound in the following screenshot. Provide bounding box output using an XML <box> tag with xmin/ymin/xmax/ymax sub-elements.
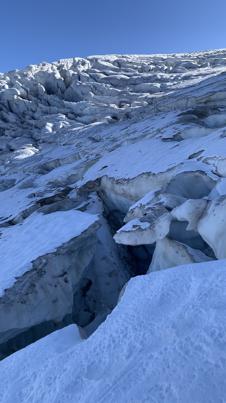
<box><xmin>1</xmin><ymin>260</ymin><xmax>226</xmax><ymax>403</ymax></box>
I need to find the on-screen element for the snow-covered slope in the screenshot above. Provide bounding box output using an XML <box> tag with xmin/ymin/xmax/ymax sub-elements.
<box><xmin>1</xmin><ymin>49</ymin><xmax>226</xmax><ymax>401</ymax></box>
<box><xmin>1</xmin><ymin>261</ymin><xmax>226</xmax><ymax>403</ymax></box>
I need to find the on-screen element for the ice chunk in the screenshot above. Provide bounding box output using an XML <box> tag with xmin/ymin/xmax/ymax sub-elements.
<box><xmin>172</xmin><ymin>198</ymin><xmax>207</xmax><ymax>230</ymax></box>
<box><xmin>114</xmin><ymin>206</ymin><xmax>171</xmax><ymax>245</ymax></box>
<box><xmin>148</xmin><ymin>237</ymin><xmax>212</xmax><ymax>272</ymax></box>
<box><xmin>198</xmin><ymin>196</ymin><xmax>226</xmax><ymax>258</ymax></box>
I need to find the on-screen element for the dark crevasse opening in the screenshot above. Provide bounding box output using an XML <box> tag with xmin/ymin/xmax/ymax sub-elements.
<box><xmin>0</xmin><ymin>191</ymin><xmax>154</xmax><ymax>360</ymax></box>
<box><xmin>0</xmin><ymin>316</ymin><xmax>73</xmax><ymax>360</ymax></box>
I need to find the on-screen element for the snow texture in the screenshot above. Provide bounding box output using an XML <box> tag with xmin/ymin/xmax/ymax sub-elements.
<box><xmin>1</xmin><ymin>260</ymin><xmax>226</xmax><ymax>403</ymax></box>
<box><xmin>0</xmin><ymin>210</ymin><xmax>98</xmax><ymax>296</ymax></box>
<box><xmin>1</xmin><ymin>49</ymin><xmax>226</xmax><ymax>400</ymax></box>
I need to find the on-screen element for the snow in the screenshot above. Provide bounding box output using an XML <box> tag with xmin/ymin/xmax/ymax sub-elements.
<box><xmin>117</xmin><ymin>218</ymin><xmax>150</xmax><ymax>232</ymax></box>
<box><xmin>114</xmin><ymin>212</ymin><xmax>171</xmax><ymax>246</ymax></box>
<box><xmin>0</xmin><ymin>186</ymin><xmax>35</xmax><ymax>223</ymax></box>
<box><xmin>0</xmin><ymin>210</ymin><xmax>98</xmax><ymax>296</ymax></box>
<box><xmin>127</xmin><ymin>189</ymin><xmax>160</xmax><ymax>212</ymax></box>
<box><xmin>80</xmin><ymin>137</ymin><xmax>201</xmax><ymax>182</ymax></box>
<box><xmin>172</xmin><ymin>199</ymin><xmax>207</xmax><ymax>230</ymax></box>
<box><xmin>148</xmin><ymin>237</ymin><xmax>212</xmax><ymax>272</ymax></box>
<box><xmin>80</xmin><ymin>127</ymin><xmax>226</xmax><ymax>185</ymax></box>
<box><xmin>198</xmin><ymin>196</ymin><xmax>226</xmax><ymax>259</ymax></box>
<box><xmin>13</xmin><ymin>145</ymin><xmax>39</xmax><ymax>160</ymax></box>
<box><xmin>1</xmin><ymin>260</ymin><xmax>226</xmax><ymax>402</ymax></box>
<box><xmin>0</xmin><ymin>325</ymin><xmax>82</xmax><ymax>403</ymax></box>
<box><xmin>1</xmin><ymin>49</ymin><xmax>226</xmax><ymax>400</ymax></box>
<box><xmin>210</xmin><ymin>177</ymin><xmax>226</xmax><ymax>197</ymax></box>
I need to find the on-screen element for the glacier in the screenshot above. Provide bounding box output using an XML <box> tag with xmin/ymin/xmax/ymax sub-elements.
<box><xmin>1</xmin><ymin>261</ymin><xmax>226</xmax><ymax>402</ymax></box>
<box><xmin>1</xmin><ymin>49</ymin><xmax>226</xmax><ymax>401</ymax></box>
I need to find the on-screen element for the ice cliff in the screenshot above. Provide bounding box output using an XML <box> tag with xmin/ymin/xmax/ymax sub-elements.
<box><xmin>1</xmin><ymin>49</ymin><xmax>226</xmax><ymax>402</ymax></box>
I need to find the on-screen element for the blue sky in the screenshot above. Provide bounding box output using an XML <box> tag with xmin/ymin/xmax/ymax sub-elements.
<box><xmin>1</xmin><ymin>0</ymin><xmax>226</xmax><ymax>72</ymax></box>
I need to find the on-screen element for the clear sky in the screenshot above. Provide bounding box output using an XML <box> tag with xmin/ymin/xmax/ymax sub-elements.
<box><xmin>1</xmin><ymin>0</ymin><xmax>226</xmax><ymax>72</ymax></box>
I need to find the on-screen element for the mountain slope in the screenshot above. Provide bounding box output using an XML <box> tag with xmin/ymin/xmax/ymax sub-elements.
<box><xmin>1</xmin><ymin>50</ymin><xmax>226</xmax><ymax>401</ymax></box>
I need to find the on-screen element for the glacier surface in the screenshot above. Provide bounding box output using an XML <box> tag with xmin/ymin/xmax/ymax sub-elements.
<box><xmin>1</xmin><ymin>49</ymin><xmax>226</xmax><ymax>401</ymax></box>
<box><xmin>1</xmin><ymin>261</ymin><xmax>226</xmax><ymax>403</ymax></box>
